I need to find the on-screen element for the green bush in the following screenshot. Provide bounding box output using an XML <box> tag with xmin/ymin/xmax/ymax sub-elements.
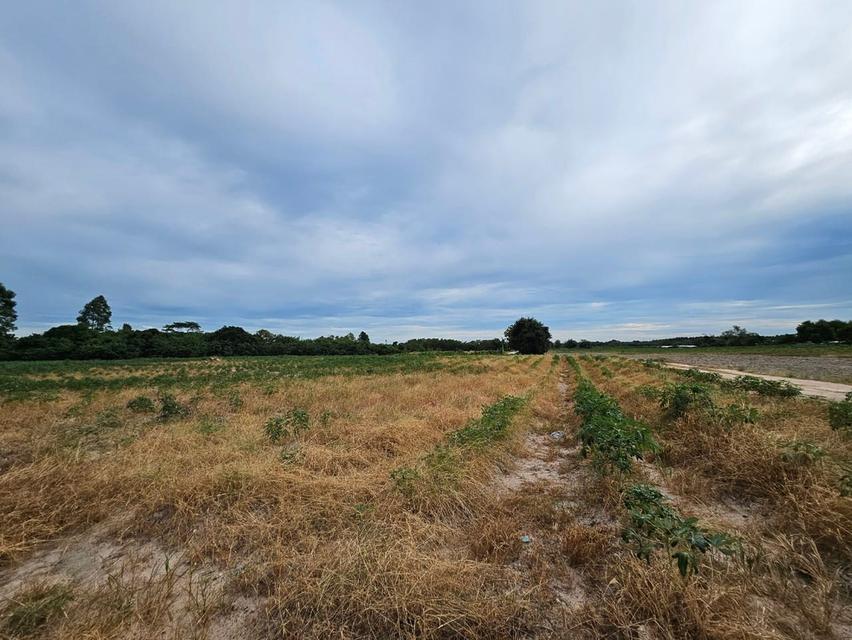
<box><xmin>126</xmin><ymin>395</ymin><xmax>156</xmax><ymax>413</ymax></box>
<box><xmin>713</xmin><ymin>402</ymin><xmax>759</xmax><ymax>427</ymax></box>
<box><xmin>264</xmin><ymin>408</ymin><xmax>310</xmax><ymax>443</ymax></box>
<box><xmin>828</xmin><ymin>399</ymin><xmax>852</xmax><ymax>432</ymax></box>
<box><xmin>622</xmin><ymin>484</ymin><xmax>739</xmax><ymax>576</ymax></box>
<box><xmin>158</xmin><ymin>393</ymin><xmax>190</xmax><ymax>421</ymax></box>
<box><xmin>678</xmin><ymin>368</ymin><xmax>723</xmax><ymax>384</ymax></box>
<box><xmin>725</xmin><ymin>375</ymin><xmax>801</xmax><ymax>397</ymax></box>
<box><xmin>646</xmin><ymin>382</ymin><xmax>714</xmax><ymax>418</ymax></box>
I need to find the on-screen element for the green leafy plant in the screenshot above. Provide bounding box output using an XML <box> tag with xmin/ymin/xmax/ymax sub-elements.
<box><xmin>450</xmin><ymin>395</ymin><xmax>525</xmax><ymax>446</ymax></box>
<box><xmin>828</xmin><ymin>398</ymin><xmax>852</xmax><ymax>432</ymax></box>
<box><xmin>781</xmin><ymin>440</ymin><xmax>825</xmax><ymax>465</ymax></box>
<box><xmin>646</xmin><ymin>382</ymin><xmax>714</xmax><ymax>418</ymax></box>
<box><xmin>574</xmin><ymin>379</ymin><xmax>658</xmax><ymax>472</ymax></box>
<box><xmin>713</xmin><ymin>402</ymin><xmax>759</xmax><ymax>428</ymax></box>
<box><xmin>126</xmin><ymin>395</ymin><xmax>156</xmax><ymax>413</ymax></box>
<box><xmin>390</xmin><ymin>466</ymin><xmax>420</xmax><ymax>499</ymax></box>
<box><xmin>678</xmin><ymin>368</ymin><xmax>723</xmax><ymax>385</ymax></box>
<box><xmin>725</xmin><ymin>375</ymin><xmax>801</xmax><ymax>398</ymax></box>
<box><xmin>622</xmin><ymin>484</ymin><xmax>739</xmax><ymax>576</ymax></box>
<box><xmin>158</xmin><ymin>392</ymin><xmax>190</xmax><ymax>421</ymax></box>
<box><xmin>263</xmin><ymin>408</ymin><xmax>310</xmax><ymax>442</ymax></box>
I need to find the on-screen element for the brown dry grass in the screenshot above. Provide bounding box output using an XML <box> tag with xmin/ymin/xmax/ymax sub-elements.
<box><xmin>568</xmin><ymin>355</ymin><xmax>852</xmax><ymax>639</ymax></box>
<box><xmin>0</xmin><ymin>354</ymin><xmax>559</xmax><ymax>638</ymax></box>
<box><xmin>3</xmin><ymin>352</ymin><xmax>850</xmax><ymax>639</ymax></box>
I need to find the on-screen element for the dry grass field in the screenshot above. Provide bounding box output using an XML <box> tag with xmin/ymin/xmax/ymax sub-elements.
<box><xmin>0</xmin><ymin>352</ymin><xmax>850</xmax><ymax>639</ymax></box>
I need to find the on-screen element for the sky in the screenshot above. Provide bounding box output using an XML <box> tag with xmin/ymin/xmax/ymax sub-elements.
<box><xmin>1</xmin><ymin>1</ymin><xmax>851</xmax><ymax>342</ymax></box>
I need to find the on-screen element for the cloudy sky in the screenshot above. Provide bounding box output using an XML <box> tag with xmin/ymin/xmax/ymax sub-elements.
<box><xmin>2</xmin><ymin>1</ymin><xmax>851</xmax><ymax>341</ymax></box>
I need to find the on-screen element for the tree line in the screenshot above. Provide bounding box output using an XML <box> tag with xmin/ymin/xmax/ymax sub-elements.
<box><xmin>0</xmin><ymin>287</ymin><xmax>504</xmax><ymax>360</ymax></box>
<box><xmin>0</xmin><ymin>283</ymin><xmax>848</xmax><ymax>361</ymax></box>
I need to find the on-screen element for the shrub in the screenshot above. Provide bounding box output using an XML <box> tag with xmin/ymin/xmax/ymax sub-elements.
<box><xmin>678</xmin><ymin>368</ymin><xmax>723</xmax><ymax>385</ymax></box>
<box><xmin>713</xmin><ymin>402</ymin><xmax>759</xmax><ymax>428</ymax></box>
<box><xmin>158</xmin><ymin>393</ymin><xmax>190</xmax><ymax>421</ymax></box>
<box><xmin>828</xmin><ymin>399</ymin><xmax>852</xmax><ymax>432</ymax></box>
<box><xmin>646</xmin><ymin>382</ymin><xmax>714</xmax><ymax>418</ymax></box>
<box><xmin>126</xmin><ymin>395</ymin><xmax>156</xmax><ymax>413</ymax></box>
<box><xmin>725</xmin><ymin>375</ymin><xmax>801</xmax><ymax>397</ymax></box>
<box><xmin>622</xmin><ymin>484</ymin><xmax>739</xmax><ymax>576</ymax></box>
<box><xmin>264</xmin><ymin>408</ymin><xmax>310</xmax><ymax>443</ymax></box>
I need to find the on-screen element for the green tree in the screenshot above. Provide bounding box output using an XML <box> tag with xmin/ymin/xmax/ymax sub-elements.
<box><xmin>504</xmin><ymin>317</ymin><xmax>551</xmax><ymax>354</ymax></box>
<box><xmin>164</xmin><ymin>321</ymin><xmax>201</xmax><ymax>333</ymax></box>
<box><xmin>0</xmin><ymin>282</ymin><xmax>17</xmax><ymax>341</ymax></box>
<box><xmin>77</xmin><ymin>295</ymin><xmax>112</xmax><ymax>331</ymax></box>
<box><xmin>358</xmin><ymin>331</ymin><xmax>370</xmax><ymax>343</ymax></box>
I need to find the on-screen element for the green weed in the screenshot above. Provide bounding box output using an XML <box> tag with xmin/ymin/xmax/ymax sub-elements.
<box><xmin>158</xmin><ymin>393</ymin><xmax>190</xmax><ymax>421</ymax></box>
<box><xmin>126</xmin><ymin>395</ymin><xmax>156</xmax><ymax>413</ymax></box>
<box><xmin>622</xmin><ymin>484</ymin><xmax>739</xmax><ymax>576</ymax></box>
<box><xmin>724</xmin><ymin>375</ymin><xmax>801</xmax><ymax>398</ymax></box>
<box><xmin>2</xmin><ymin>583</ymin><xmax>74</xmax><ymax>636</ymax></box>
<box><xmin>264</xmin><ymin>408</ymin><xmax>310</xmax><ymax>443</ymax></box>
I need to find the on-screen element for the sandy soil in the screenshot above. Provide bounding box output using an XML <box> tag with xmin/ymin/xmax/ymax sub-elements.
<box><xmin>626</xmin><ymin>353</ymin><xmax>852</xmax><ymax>384</ymax></box>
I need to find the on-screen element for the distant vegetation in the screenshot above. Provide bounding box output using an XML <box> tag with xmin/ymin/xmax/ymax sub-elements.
<box><xmin>0</xmin><ymin>288</ymin><xmax>505</xmax><ymax>360</ymax></box>
<box><xmin>0</xmin><ymin>281</ymin><xmax>849</xmax><ymax>361</ymax></box>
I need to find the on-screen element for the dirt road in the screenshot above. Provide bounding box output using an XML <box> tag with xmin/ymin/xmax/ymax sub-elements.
<box><xmin>663</xmin><ymin>362</ymin><xmax>852</xmax><ymax>401</ymax></box>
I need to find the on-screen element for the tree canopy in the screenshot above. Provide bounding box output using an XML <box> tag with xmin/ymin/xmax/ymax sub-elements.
<box><xmin>505</xmin><ymin>317</ymin><xmax>551</xmax><ymax>354</ymax></box>
<box><xmin>77</xmin><ymin>295</ymin><xmax>112</xmax><ymax>331</ymax></box>
<box><xmin>0</xmin><ymin>282</ymin><xmax>16</xmax><ymax>341</ymax></box>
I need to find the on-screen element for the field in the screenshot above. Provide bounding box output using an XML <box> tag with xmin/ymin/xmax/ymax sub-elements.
<box><xmin>0</xmin><ymin>353</ymin><xmax>850</xmax><ymax>638</ymax></box>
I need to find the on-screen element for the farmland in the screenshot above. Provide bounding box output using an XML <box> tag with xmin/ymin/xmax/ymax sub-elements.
<box><xmin>0</xmin><ymin>352</ymin><xmax>850</xmax><ymax>638</ymax></box>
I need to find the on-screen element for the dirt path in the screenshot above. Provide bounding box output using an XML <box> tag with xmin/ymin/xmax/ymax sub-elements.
<box><xmin>663</xmin><ymin>362</ymin><xmax>852</xmax><ymax>401</ymax></box>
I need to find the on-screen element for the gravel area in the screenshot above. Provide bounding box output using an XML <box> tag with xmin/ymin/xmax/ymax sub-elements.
<box><xmin>623</xmin><ymin>353</ymin><xmax>852</xmax><ymax>384</ymax></box>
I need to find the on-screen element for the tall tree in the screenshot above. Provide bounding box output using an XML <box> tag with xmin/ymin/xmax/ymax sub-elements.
<box><xmin>77</xmin><ymin>295</ymin><xmax>112</xmax><ymax>331</ymax></box>
<box><xmin>504</xmin><ymin>317</ymin><xmax>551</xmax><ymax>354</ymax></box>
<box><xmin>358</xmin><ymin>331</ymin><xmax>370</xmax><ymax>343</ymax></box>
<box><xmin>0</xmin><ymin>282</ymin><xmax>17</xmax><ymax>340</ymax></box>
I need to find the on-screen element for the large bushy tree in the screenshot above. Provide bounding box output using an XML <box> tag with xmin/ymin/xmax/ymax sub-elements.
<box><xmin>504</xmin><ymin>317</ymin><xmax>551</xmax><ymax>354</ymax></box>
<box><xmin>77</xmin><ymin>295</ymin><xmax>112</xmax><ymax>331</ymax></box>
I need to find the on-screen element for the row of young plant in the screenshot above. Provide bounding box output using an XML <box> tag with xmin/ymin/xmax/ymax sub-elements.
<box><xmin>567</xmin><ymin>356</ymin><xmax>739</xmax><ymax>576</ymax></box>
<box><xmin>391</xmin><ymin>395</ymin><xmax>526</xmax><ymax>505</ymax></box>
<box><xmin>641</xmin><ymin>359</ymin><xmax>802</xmax><ymax>397</ymax></box>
